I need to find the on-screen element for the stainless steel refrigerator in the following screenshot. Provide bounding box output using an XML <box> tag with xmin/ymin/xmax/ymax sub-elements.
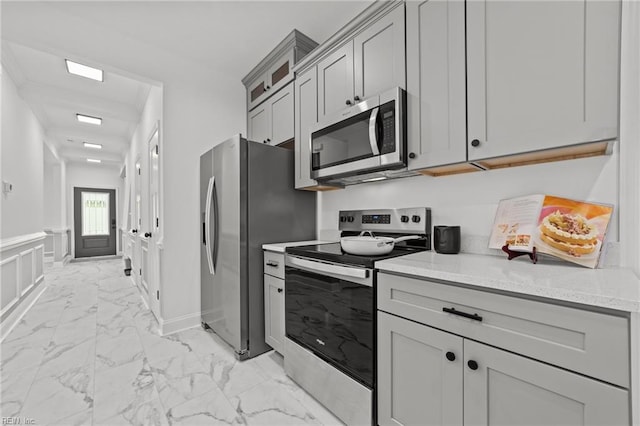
<box><xmin>200</xmin><ymin>135</ymin><xmax>316</xmax><ymax>360</ymax></box>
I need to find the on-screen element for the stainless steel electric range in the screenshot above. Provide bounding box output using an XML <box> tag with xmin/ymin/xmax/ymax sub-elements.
<box><xmin>283</xmin><ymin>208</ymin><xmax>431</xmax><ymax>425</ymax></box>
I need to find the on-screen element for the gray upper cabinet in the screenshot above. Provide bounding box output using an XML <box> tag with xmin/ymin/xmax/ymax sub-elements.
<box><xmin>317</xmin><ymin>2</ymin><xmax>406</xmax><ymax>121</ymax></box>
<box><xmin>248</xmin><ymin>103</ymin><xmax>270</xmax><ymax>145</ymax></box>
<box><xmin>466</xmin><ymin>0</ymin><xmax>620</xmax><ymax>161</ymax></box>
<box><xmin>353</xmin><ymin>4</ymin><xmax>405</xmax><ymax>101</ymax></box>
<box><xmin>248</xmin><ymin>82</ymin><xmax>294</xmax><ymax>146</ymax></box>
<box><xmin>406</xmin><ymin>0</ymin><xmax>466</xmax><ymax>171</ymax></box>
<box><xmin>317</xmin><ymin>42</ymin><xmax>355</xmax><ymax>120</ymax></box>
<box><xmin>295</xmin><ymin>67</ymin><xmax>319</xmax><ymax>189</ymax></box>
<box><xmin>243</xmin><ymin>30</ymin><xmax>318</xmax><ymax>146</ymax></box>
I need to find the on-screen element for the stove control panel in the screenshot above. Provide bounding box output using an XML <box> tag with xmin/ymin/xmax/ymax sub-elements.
<box><xmin>339</xmin><ymin>208</ymin><xmax>432</xmax><ymax>235</ymax></box>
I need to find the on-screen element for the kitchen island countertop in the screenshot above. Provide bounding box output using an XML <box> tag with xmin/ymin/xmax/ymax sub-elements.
<box><xmin>376</xmin><ymin>251</ymin><xmax>640</xmax><ymax>313</ymax></box>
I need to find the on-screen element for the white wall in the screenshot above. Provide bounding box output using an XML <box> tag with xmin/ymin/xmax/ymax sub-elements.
<box><xmin>1</xmin><ymin>65</ymin><xmax>44</xmax><ymax>239</ymax></box>
<box><xmin>66</xmin><ymin>162</ymin><xmax>123</xmax><ymax>256</ymax></box>
<box><xmin>319</xmin><ymin>152</ymin><xmax>620</xmax><ymax>257</ymax></box>
<box><xmin>43</xmin><ymin>147</ymin><xmax>67</xmax><ymax>230</ymax></box>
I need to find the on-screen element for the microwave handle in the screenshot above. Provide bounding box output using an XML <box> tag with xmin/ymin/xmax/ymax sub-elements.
<box><xmin>368</xmin><ymin>107</ymin><xmax>380</xmax><ymax>156</ymax></box>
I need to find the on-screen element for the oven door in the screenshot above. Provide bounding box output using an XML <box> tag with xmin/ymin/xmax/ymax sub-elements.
<box><xmin>310</xmin><ymin>87</ymin><xmax>405</xmax><ymax>180</ymax></box>
<box><xmin>285</xmin><ymin>255</ymin><xmax>374</xmax><ymax>388</ymax></box>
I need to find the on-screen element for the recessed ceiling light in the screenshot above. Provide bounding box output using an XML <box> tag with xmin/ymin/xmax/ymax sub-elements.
<box><xmin>65</xmin><ymin>59</ymin><xmax>103</xmax><ymax>82</ymax></box>
<box><xmin>87</xmin><ymin>158</ymin><xmax>101</xmax><ymax>163</ymax></box>
<box><xmin>83</xmin><ymin>142</ymin><xmax>102</xmax><ymax>149</ymax></box>
<box><xmin>76</xmin><ymin>114</ymin><xmax>102</xmax><ymax>125</ymax></box>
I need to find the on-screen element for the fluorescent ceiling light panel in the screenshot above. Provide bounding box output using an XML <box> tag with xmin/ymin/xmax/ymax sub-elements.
<box><xmin>362</xmin><ymin>177</ymin><xmax>386</xmax><ymax>182</ymax></box>
<box><xmin>83</xmin><ymin>142</ymin><xmax>102</xmax><ymax>149</ymax></box>
<box><xmin>76</xmin><ymin>114</ymin><xmax>102</xmax><ymax>125</ymax></box>
<box><xmin>65</xmin><ymin>59</ymin><xmax>103</xmax><ymax>81</ymax></box>
<box><xmin>87</xmin><ymin>158</ymin><xmax>101</xmax><ymax>163</ymax></box>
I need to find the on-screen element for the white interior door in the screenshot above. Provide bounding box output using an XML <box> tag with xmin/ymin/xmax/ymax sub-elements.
<box><xmin>147</xmin><ymin>127</ymin><xmax>161</xmax><ymax>319</ymax></box>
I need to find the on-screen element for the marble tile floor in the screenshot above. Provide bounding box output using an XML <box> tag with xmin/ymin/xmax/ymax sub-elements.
<box><xmin>0</xmin><ymin>259</ymin><xmax>343</xmax><ymax>426</ymax></box>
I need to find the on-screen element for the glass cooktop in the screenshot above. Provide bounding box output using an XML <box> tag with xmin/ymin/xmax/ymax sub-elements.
<box><xmin>286</xmin><ymin>242</ymin><xmax>428</xmax><ymax>269</ymax></box>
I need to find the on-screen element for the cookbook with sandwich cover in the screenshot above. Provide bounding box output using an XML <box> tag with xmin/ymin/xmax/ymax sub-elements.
<box><xmin>489</xmin><ymin>194</ymin><xmax>613</xmax><ymax>268</ymax></box>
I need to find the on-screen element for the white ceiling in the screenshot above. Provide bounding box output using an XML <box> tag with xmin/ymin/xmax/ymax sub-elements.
<box><xmin>1</xmin><ymin>1</ymin><xmax>372</xmax><ymax>166</ymax></box>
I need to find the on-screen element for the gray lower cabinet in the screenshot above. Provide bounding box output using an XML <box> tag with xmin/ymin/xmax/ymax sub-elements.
<box><xmin>378</xmin><ymin>311</ymin><xmax>463</xmax><ymax>426</ymax></box>
<box><xmin>263</xmin><ymin>250</ymin><xmax>285</xmax><ymax>354</ymax></box>
<box><xmin>464</xmin><ymin>340</ymin><xmax>629</xmax><ymax>426</ymax></box>
<box><xmin>378</xmin><ymin>312</ymin><xmax>629</xmax><ymax>426</ymax></box>
<box><xmin>377</xmin><ymin>272</ymin><xmax>630</xmax><ymax>426</ymax></box>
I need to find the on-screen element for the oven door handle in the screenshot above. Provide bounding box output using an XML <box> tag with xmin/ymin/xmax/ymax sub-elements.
<box><xmin>287</xmin><ymin>256</ymin><xmax>370</xmax><ymax>280</ymax></box>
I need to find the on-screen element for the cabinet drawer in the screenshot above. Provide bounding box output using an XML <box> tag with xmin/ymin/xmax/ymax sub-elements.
<box><xmin>263</xmin><ymin>250</ymin><xmax>285</xmax><ymax>279</ymax></box>
<box><xmin>378</xmin><ymin>273</ymin><xmax>629</xmax><ymax>388</ymax></box>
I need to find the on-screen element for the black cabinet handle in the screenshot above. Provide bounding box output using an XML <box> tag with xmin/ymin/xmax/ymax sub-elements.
<box><xmin>266</xmin><ymin>138</ymin><xmax>271</xmax><ymax>143</ymax></box>
<box><xmin>266</xmin><ymin>261</ymin><xmax>279</xmax><ymax>267</ymax></box>
<box><xmin>467</xmin><ymin>360</ymin><xmax>479</xmax><ymax>370</ymax></box>
<box><xmin>144</xmin><ymin>232</ymin><xmax>152</xmax><ymax>238</ymax></box>
<box><xmin>443</xmin><ymin>307</ymin><xmax>483</xmax><ymax>322</ymax></box>
<box><xmin>408</xmin><ymin>152</ymin><xmax>416</xmax><ymax>159</ymax></box>
<box><xmin>446</xmin><ymin>351</ymin><xmax>456</xmax><ymax>362</ymax></box>
<box><xmin>471</xmin><ymin>139</ymin><xmax>481</xmax><ymax>147</ymax></box>
<box><xmin>277</xmin><ymin>288</ymin><xmax>283</xmax><ymax>293</ymax></box>
<box><xmin>266</xmin><ymin>85</ymin><xmax>271</xmax><ymax>90</ymax></box>
<box><xmin>354</xmin><ymin>96</ymin><xmax>361</xmax><ymax>101</ymax></box>
<box><xmin>346</xmin><ymin>99</ymin><xmax>352</xmax><ymax>105</ymax></box>
<box><xmin>202</xmin><ymin>223</ymin><xmax>206</xmax><ymax>244</ymax></box>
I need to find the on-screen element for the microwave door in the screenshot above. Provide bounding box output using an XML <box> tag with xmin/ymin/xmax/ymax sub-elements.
<box><xmin>311</xmin><ymin>108</ymin><xmax>382</xmax><ymax>180</ymax></box>
<box><xmin>368</xmin><ymin>107</ymin><xmax>380</xmax><ymax>156</ymax></box>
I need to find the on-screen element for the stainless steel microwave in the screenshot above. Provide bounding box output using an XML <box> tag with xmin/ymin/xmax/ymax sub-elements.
<box><xmin>310</xmin><ymin>87</ymin><xmax>406</xmax><ymax>181</ymax></box>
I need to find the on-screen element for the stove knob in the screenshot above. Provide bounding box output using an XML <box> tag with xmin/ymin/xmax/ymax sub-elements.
<box><xmin>401</xmin><ymin>215</ymin><xmax>410</xmax><ymax>223</ymax></box>
<box><xmin>340</xmin><ymin>216</ymin><xmax>346</xmax><ymax>223</ymax></box>
<box><xmin>412</xmin><ymin>215</ymin><xmax>421</xmax><ymax>223</ymax></box>
<box><xmin>347</xmin><ymin>216</ymin><xmax>355</xmax><ymax>222</ymax></box>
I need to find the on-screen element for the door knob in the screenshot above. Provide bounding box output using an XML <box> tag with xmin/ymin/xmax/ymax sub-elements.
<box><xmin>144</xmin><ymin>232</ymin><xmax>152</xmax><ymax>238</ymax></box>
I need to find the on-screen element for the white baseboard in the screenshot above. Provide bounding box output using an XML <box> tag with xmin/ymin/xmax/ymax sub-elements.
<box><xmin>0</xmin><ymin>283</ymin><xmax>47</xmax><ymax>342</ymax></box>
<box><xmin>159</xmin><ymin>311</ymin><xmax>201</xmax><ymax>336</ymax></box>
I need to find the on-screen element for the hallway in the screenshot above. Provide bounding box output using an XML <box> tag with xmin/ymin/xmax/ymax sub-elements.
<box><xmin>0</xmin><ymin>259</ymin><xmax>341</xmax><ymax>425</ymax></box>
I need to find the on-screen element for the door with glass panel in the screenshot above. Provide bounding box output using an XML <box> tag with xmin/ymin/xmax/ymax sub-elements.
<box><xmin>74</xmin><ymin>187</ymin><xmax>116</xmax><ymax>258</ymax></box>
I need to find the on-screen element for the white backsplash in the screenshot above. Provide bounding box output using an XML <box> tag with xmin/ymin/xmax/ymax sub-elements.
<box><xmin>318</xmin><ymin>152</ymin><xmax>621</xmax><ymax>267</ymax></box>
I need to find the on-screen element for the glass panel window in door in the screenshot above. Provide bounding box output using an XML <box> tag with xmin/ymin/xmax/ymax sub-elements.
<box><xmin>82</xmin><ymin>192</ymin><xmax>109</xmax><ymax>236</ymax></box>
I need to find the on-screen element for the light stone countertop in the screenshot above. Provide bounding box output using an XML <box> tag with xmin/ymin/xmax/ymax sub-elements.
<box><xmin>262</xmin><ymin>240</ymin><xmax>333</xmax><ymax>253</ymax></box>
<box><xmin>375</xmin><ymin>251</ymin><xmax>640</xmax><ymax>313</ymax></box>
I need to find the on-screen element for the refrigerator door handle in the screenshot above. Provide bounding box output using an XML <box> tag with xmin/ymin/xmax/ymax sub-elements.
<box><xmin>205</xmin><ymin>176</ymin><xmax>215</xmax><ymax>275</ymax></box>
<box><xmin>211</xmin><ymin>177</ymin><xmax>219</xmax><ymax>273</ymax></box>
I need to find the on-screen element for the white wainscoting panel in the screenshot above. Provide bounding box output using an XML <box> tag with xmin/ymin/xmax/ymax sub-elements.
<box><xmin>0</xmin><ymin>255</ymin><xmax>19</xmax><ymax>315</ymax></box>
<box><xmin>20</xmin><ymin>249</ymin><xmax>34</xmax><ymax>296</ymax></box>
<box><xmin>34</xmin><ymin>245</ymin><xmax>44</xmax><ymax>283</ymax></box>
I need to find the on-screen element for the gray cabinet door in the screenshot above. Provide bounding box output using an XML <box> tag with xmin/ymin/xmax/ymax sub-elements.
<box><xmin>406</xmin><ymin>0</ymin><xmax>466</xmax><ymax>170</ymax></box>
<box><xmin>248</xmin><ymin>104</ymin><xmax>270</xmax><ymax>144</ymax></box>
<box><xmin>295</xmin><ymin>67</ymin><xmax>319</xmax><ymax>189</ymax></box>
<box><xmin>466</xmin><ymin>0</ymin><xmax>620</xmax><ymax>161</ymax></box>
<box><xmin>264</xmin><ymin>274</ymin><xmax>285</xmax><ymax>354</ymax></box>
<box><xmin>353</xmin><ymin>3</ymin><xmax>406</xmax><ymax>100</ymax></box>
<box><xmin>464</xmin><ymin>340</ymin><xmax>629</xmax><ymax>426</ymax></box>
<box><xmin>269</xmin><ymin>82</ymin><xmax>294</xmax><ymax>145</ymax></box>
<box><xmin>378</xmin><ymin>311</ymin><xmax>463</xmax><ymax>426</ymax></box>
<box><xmin>317</xmin><ymin>42</ymin><xmax>354</xmax><ymax>120</ymax></box>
